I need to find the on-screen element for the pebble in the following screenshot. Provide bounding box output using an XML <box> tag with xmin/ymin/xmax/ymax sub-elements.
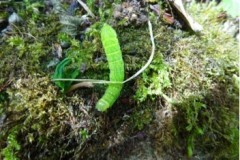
<box><xmin>8</xmin><ymin>12</ymin><xmax>22</xmax><ymax>24</ymax></box>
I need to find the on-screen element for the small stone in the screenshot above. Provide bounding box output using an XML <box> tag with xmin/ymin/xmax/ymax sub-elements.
<box><xmin>130</xmin><ymin>14</ymin><xmax>138</xmax><ymax>21</ymax></box>
<box><xmin>113</xmin><ymin>11</ymin><xmax>122</xmax><ymax>19</ymax></box>
<box><xmin>8</xmin><ymin>12</ymin><xmax>22</xmax><ymax>24</ymax></box>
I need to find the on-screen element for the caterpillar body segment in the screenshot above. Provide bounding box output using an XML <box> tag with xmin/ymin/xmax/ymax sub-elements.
<box><xmin>95</xmin><ymin>84</ymin><xmax>123</xmax><ymax>111</ymax></box>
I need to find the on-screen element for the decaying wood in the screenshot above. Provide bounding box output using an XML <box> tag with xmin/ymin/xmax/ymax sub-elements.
<box><xmin>168</xmin><ymin>0</ymin><xmax>203</xmax><ymax>32</ymax></box>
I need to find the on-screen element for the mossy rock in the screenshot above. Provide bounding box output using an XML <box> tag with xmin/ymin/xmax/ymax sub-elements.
<box><xmin>0</xmin><ymin>1</ymin><xmax>238</xmax><ymax>159</ymax></box>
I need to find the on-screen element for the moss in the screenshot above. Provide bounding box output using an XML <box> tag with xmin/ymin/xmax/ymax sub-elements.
<box><xmin>0</xmin><ymin>74</ymin><xmax>99</xmax><ymax>159</ymax></box>
<box><xmin>1</xmin><ymin>126</ymin><xmax>21</xmax><ymax>160</ymax></box>
<box><xmin>134</xmin><ymin>57</ymin><xmax>171</xmax><ymax>102</ymax></box>
<box><xmin>1</xmin><ymin>75</ymin><xmax>68</xmax><ymax>158</ymax></box>
<box><xmin>131</xmin><ymin>106</ymin><xmax>153</xmax><ymax>130</ymax></box>
<box><xmin>0</xmin><ymin>1</ymin><xmax>238</xmax><ymax>159</ymax></box>
<box><xmin>173</xmin><ymin>96</ymin><xmax>207</xmax><ymax>157</ymax></box>
<box><xmin>0</xmin><ymin>3</ymin><xmax>60</xmax><ymax>85</ymax></box>
<box><xmin>166</xmin><ymin>2</ymin><xmax>239</xmax><ymax>159</ymax></box>
<box><xmin>173</xmin><ymin>91</ymin><xmax>238</xmax><ymax>159</ymax></box>
<box><xmin>115</xmin><ymin>1</ymin><xmax>239</xmax><ymax>159</ymax></box>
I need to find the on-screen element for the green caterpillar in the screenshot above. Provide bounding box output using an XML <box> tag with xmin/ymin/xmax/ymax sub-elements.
<box><xmin>53</xmin><ymin>21</ymin><xmax>155</xmax><ymax>112</ymax></box>
<box><xmin>96</xmin><ymin>24</ymin><xmax>124</xmax><ymax>112</ymax></box>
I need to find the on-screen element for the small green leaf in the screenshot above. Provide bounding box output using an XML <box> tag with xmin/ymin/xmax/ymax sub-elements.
<box><xmin>186</xmin><ymin>125</ymin><xmax>193</xmax><ymax>131</ymax></box>
<box><xmin>196</xmin><ymin>127</ymin><xmax>204</xmax><ymax>135</ymax></box>
<box><xmin>52</xmin><ymin>58</ymin><xmax>79</xmax><ymax>92</ymax></box>
<box><xmin>187</xmin><ymin>136</ymin><xmax>194</xmax><ymax>157</ymax></box>
<box><xmin>187</xmin><ymin>145</ymin><xmax>193</xmax><ymax>157</ymax></box>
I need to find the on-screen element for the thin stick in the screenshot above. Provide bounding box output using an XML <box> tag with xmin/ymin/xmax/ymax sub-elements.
<box><xmin>76</xmin><ymin>0</ymin><xmax>95</xmax><ymax>18</ymax></box>
<box><xmin>67</xmin><ymin>82</ymin><xmax>94</xmax><ymax>93</ymax></box>
<box><xmin>53</xmin><ymin>78</ymin><xmax>122</xmax><ymax>84</ymax></box>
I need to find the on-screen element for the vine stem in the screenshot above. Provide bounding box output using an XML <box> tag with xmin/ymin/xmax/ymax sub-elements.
<box><xmin>67</xmin><ymin>82</ymin><xmax>94</xmax><ymax>93</ymax></box>
<box><xmin>123</xmin><ymin>20</ymin><xmax>155</xmax><ymax>83</ymax></box>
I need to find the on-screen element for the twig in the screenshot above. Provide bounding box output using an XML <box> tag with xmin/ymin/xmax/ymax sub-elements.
<box><xmin>0</xmin><ymin>79</ymin><xmax>13</xmax><ymax>92</ymax></box>
<box><xmin>67</xmin><ymin>82</ymin><xmax>94</xmax><ymax>93</ymax></box>
<box><xmin>76</xmin><ymin>0</ymin><xmax>95</xmax><ymax>18</ymax></box>
<box><xmin>53</xmin><ymin>78</ymin><xmax>122</xmax><ymax>84</ymax></box>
